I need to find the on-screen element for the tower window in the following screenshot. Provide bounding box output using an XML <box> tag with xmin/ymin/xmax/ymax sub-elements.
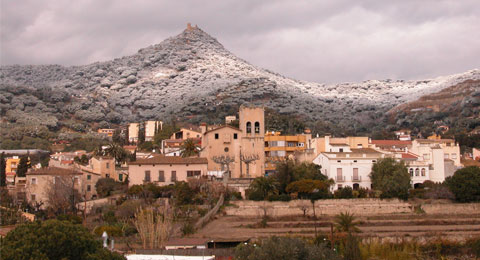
<box><xmin>246</xmin><ymin>122</ymin><xmax>252</xmax><ymax>133</ymax></box>
<box><xmin>255</xmin><ymin>122</ymin><xmax>260</xmax><ymax>133</ymax></box>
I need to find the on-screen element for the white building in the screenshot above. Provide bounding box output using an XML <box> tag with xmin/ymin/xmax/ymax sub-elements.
<box><xmin>313</xmin><ymin>142</ymin><xmax>385</xmax><ymax>190</ymax></box>
<box><xmin>128</xmin><ymin>123</ymin><xmax>140</xmax><ymax>143</ymax></box>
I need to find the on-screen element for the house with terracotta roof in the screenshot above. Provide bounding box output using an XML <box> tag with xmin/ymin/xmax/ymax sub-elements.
<box><xmin>128</xmin><ymin>156</ymin><xmax>208</xmax><ymax>186</ymax></box>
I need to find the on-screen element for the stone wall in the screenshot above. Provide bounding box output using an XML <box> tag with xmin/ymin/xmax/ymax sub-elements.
<box><xmin>226</xmin><ymin>199</ymin><xmax>412</xmax><ymax>217</ymax></box>
<box><xmin>226</xmin><ymin>199</ymin><xmax>480</xmax><ymax>217</ymax></box>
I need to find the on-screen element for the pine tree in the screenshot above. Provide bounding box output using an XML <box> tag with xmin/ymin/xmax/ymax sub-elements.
<box><xmin>0</xmin><ymin>152</ymin><xmax>6</xmax><ymax>187</ymax></box>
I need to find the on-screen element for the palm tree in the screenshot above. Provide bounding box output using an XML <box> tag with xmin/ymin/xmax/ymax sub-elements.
<box><xmin>334</xmin><ymin>212</ymin><xmax>361</xmax><ymax>233</ymax></box>
<box><xmin>180</xmin><ymin>138</ymin><xmax>199</xmax><ymax>157</ymax></box>
<box><xmin>104</xmin><ymin>143</ymin><xmax>128</xmax><ymax>165</ymax></box>
<box><xmin>250</xmin><ymin>177</ymin><xmax>277</xmax><ymax>200</ymax></box>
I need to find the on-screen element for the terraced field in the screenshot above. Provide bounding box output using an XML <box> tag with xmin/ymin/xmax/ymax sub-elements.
<box><xmin>193</xmin><ymin>213</ymin><xmax>480</xmax><ymax>242</ymax></box>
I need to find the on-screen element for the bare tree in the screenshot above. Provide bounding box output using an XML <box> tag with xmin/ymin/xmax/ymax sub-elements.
<box><xmin>211</xmin><ymin>155</ymin><xmax>235</xmax><ymax>181</ymax></box>
<box><xmin>45</xmin><ymin>175</ymin><xmax>81</xmax><ymax>215</ymax></box>
<box><xmin>240</xmin><ymin>154</ymin><xmax>259</xmax><ymax>177</ymax></box>
<box><xmin>133</xmin><ymin>204</ymin><xmax>173</xmax><ymax>249</ymax></box>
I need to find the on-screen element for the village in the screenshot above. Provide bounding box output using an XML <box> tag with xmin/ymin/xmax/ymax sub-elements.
<box><xmin>1</xmin><ymin>104</ymin><xmax>480</xmax><ymax>259</ymax></box>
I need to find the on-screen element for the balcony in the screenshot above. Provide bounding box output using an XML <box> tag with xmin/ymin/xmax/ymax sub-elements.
<box><xmin>352</xmin><ymin>176</ymin><xmax>362</xmax><ymax>182</ymax></box>
<box><xmin>335</xmin><ymin>175</ymin><xmax>345</xmax><ymax>182</ymax></box>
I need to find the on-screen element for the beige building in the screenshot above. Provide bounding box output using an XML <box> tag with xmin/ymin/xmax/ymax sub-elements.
<box><xmin>25</xmin><ymin>167</ymin><xmax>84</xmax><ymax>208</ymax></box>
<box><xmin>264</xmin><ymin>131</ymin><xmax>312</xmax><ymax>174</ymax></box>
<box><xmin>410</xmin><ymin>139</ymin><xmax>461</xmax><ymax>182</ymax></box>
<box><xmin>78</xmin><ymin>156</ymin><xmax>123</xmax><ymax>181</ymax></box>
<box><xmin>171</xmin><ymin>128</ymin><xmax>202</xmax><ymax>140</ymax></box>
<box><xmin>311</xmin><ymin>136</ymin><xmax>370</xmax><ymax>155</ymax></box>
<box><xmin>128</xmin><ymin>156</ymin><xmax>208</xmax><ymax>186</ymax></box>
<box><xmin>473</xmin><ymin>148</ymin><xmax>480</xmax><ymax>160</ymax></box>
<box><xmin>145</xmin><ymin>121</ymin><xmax>163</xmax><ymax>141</ymax></box>
<box><xmin>128</xmin><ymin>123</ymin><xmax>140</xmax><ymax>143</ymax></box>
<box><xmin>200</xmin><ymin>105</ymin><xmax>265</xmax><ymax>178</ymax></box>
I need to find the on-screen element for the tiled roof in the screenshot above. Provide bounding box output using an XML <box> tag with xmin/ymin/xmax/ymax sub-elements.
<box><xmin>203</xmin><ymin>125</ymin><xmax>241</xmax><ymax>135</ymax></box>
<box><xmin>401</xmin><ymin>153</ymin><xmax>418</xmax><ymax>159</ymax></box>
<box><xmin>370</xmin><ymin>140</ymin><xmax>412</xmax><ymax>146</ymax></box>
<box><xmin>27</xmin><ymin>167</ymin><xmax>82</xmax><ymax>176</ymax></box>
<box><xmin>129</xmin><ymin>156</ymin><xmax>208</xmax><ymax>165</ymax></box>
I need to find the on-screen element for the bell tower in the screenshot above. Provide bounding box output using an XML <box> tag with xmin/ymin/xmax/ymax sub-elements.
<box><xmin>239</xmin><ymin>105</ymin><xmax>265</xmax><ymax>177</ymax></box>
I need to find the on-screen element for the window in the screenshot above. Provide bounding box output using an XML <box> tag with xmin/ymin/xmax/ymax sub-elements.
<box><xmin>31</xmin><ymin>194</ymin><xmax>36</xmax><ymax>201</ymax></box>
<box><xmin>336</xmin><ymin>168</ymin><xmax>343</xmax><ymax>181</ymax></box>
<box><xmin>171</xmin><ymin>171</ymin><xmax>177</xmax><ymax>182</ymax></box>
<box><xmin>372</xmin><ymin>160</ymin><xmax>377</xmax><ymax>163</ymax></box>
<box><xmin>234</xmin><ymin>133</ymin><xmax>238</xmax><ymax>139</ymax></box>
<box><xmin>337</xmin><ymin>184</ymin><xmax>343</xmax><ymax>189</ymax></box>
<box><xmin>158</xmin><ymin>171</ymin><xmax>165</xmax><ymax>182</ymax></box>
<box><xmin>452</xmin><ymin>153</ymin><xmax>457</xmax><ymax>159</ymax></box>
<box><xmin>297</xmin><ymin>143</ymin><xmax>304</xmax><ymax>147</ymax></box>
<box><xmin>187</xmin><ymin>171</ymin><xmax>201</xmax><ymax>177</ymax></box>
<box><xmin>106</xmin><ymin>163</ymin><xmax>110</xmax><ymax>169</ymax></box>
<box><xmin>339</xmin><ymin>148</ymin><xmax>344</xmax><ymax>152</ymax></box>
<box><xmin>119</xmin><ymin>174</ymin><xmax>123</xmax><ymax>182</ymax></box>
<box><xmin>288</xmin><ymin>142</ymin><xmax>296</xmax><ymax>147</ymax></box>
<box><xmin>246</xmin><ymin>122</ymin><xmax>252</xmax><ymax>133</ymax></box>
<box><xmin>106</xmin><ymin>174</ymin><xmax>110</xmax><ymax>178</ymax></box>
<box><xmin>254</xmin><ymin>122</ymin><xmax>260</xmax><ymax>133</ymax></box>
<box><xmin>87</xmin><ymin>175</ymin><xmax>91</xmax><ymax>180</ymax></box>
<box><xmin>353</xmin><ymin>168</ymin><xmax>359</xmax><ymax>181</ymax></box>
<box><xmin>215</xmin><ymin>133</ymin><xmax>219</xmax><ymax>139</ymax></box>
<box><xmin>337</xmin><ymin>160</ymin><xmax>341</xmax><ymax>162</ymax></box>
<box><xmin>87</xmin><ymin>185</ymin><xmax>91</xmax><ymax>191</ymax></box>
<box><xmin>144</xmin><ymin>170</ymin><xmax>151</xmax><ymax>182</ymax></box>
<box><xmin>353</xmin><ymin>160</ymin><xmax>357</xmax><ymax>163</ymax></box>
<box><xmin>444</xmin><ymin>153</ymin><xmax>449</xmax><ymax>159</ymax></box>
<box><xmin>421</xmin><ymin>168</ymin><xmax>426</xmax><ymax>176</ymax></box>
<box><xmin>415</xmin><ymin>168</ymin><xmax>420</xmax><ymax>176</ymax></box>
<box><xmin>409</xmin><ymin>168</ymin><xmax>414</xmax><ymax>177</ymax></box>
<box><xmin>31</xmin><ymin>178</ymin><xmax>37</xmax><ymax>185</ymax></box>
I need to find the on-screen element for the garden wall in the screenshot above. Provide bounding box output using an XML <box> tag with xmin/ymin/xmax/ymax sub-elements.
<box><xmin>225</xmin><ymin>199</ymin><xmax>480</xmax><ymax>217</ymax></box>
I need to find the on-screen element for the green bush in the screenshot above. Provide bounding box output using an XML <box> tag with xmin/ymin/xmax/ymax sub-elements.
<box><xmin>466</xmin><ymin>236</ymin><xmax>480</xmax><ymax>258</ymax></box>
<box><xmin>445</xmin><ymin>166</ymin><xmax>480</xmax><ymax>202</ymax></box>
<box><xmin>57</xmin><ymin>214</ymin><xmax>83</xmax><ymax>224</ymax></box>
<box><xmin>334</xmin><ymin>186</ymin><xmax>354</xmax><ymax>199</ymax></box>
<box><xmin>93</xmin><ymin>225</ymin><xmax>123</xmax><ymax>237</ymax></box>
<box><xmin>181</xmin><ymin>222</ymin><xmax>196</xmax><ymax>236</ymax></box>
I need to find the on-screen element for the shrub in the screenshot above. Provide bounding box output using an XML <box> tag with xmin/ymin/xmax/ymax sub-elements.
<box><xmin>466</xmin><ymin>236</ymin><xmax>480</xmax><ymax>258</ymax></box>
<box><xmin>445</xmin><ymin>166</ymin><xmax>480</xmax><ymax>202</ymax></box>
<box><xmin>334</xmin><ymin>186</ymin><xmax>354</xmax><ymax>199</ymax></box>
<box><xmin>57</xmin><ymin>214</ymin><xmax>82</xmax><ymax>224</ymax></box>
<box><xmin>93</xmin><ymin>225</ymin><xmax>123</xmax><ymax>237</ymax></box>
<box><xmin>181</xmin><ymin>222</ymin><xmax>196</xmax><ymax>236</ymax></box>
<box><xmin>370</xmin><ymin>158</ymin><xmax>411</xmax><ymax>200</ymax></box>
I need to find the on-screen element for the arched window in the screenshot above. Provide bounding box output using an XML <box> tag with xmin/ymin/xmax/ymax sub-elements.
<box><xmin>246</xmin><ymin>122</ymin><xmax>251</xmax><ymax>133</ymax></box>
<box><xmin>421</xmin><ymin>168</ymin><xmax>426</xmax><ymax>176</ymax></box>
<box><xmin>415</xmin><ymin>168</ymin><xmax>420</xmax><ymax>176</ymax></box>
<box><xmin>254</xmin><ymin>122</ymin><xmax>260</xmax><ymax>134</ymax></box>
<box><xmin>409</xmin><ymin>168</ymin><xmax>414</xmax><ymax>177</ymax></box>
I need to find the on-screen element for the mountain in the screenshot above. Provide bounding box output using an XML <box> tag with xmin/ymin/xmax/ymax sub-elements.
<box><xmin>1</xmin><ymin>25</ymin><xmax>479</xmax><ymax>140</ymax></box>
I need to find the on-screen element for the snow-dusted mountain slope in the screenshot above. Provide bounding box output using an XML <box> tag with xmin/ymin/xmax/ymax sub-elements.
<box><xmin>1</xmin><ymin>25</ymin><xmax>479</xmax><ymax>129</ymax></box>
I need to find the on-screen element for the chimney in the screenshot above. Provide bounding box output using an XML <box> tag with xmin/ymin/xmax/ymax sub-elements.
<box><xmin>200</xmin><ymin>123</ymin><xmax>207</xmax><ymax>134</ymax></box>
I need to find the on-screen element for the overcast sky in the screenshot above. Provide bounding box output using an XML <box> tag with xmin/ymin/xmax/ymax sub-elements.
<box><xmin>1</xmin><ymin>0</ymin><xmax>479</xmax><ymax>83</ymax></box>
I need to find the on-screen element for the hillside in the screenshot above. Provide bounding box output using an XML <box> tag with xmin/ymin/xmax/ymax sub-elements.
<box><xmin>1</xmin><ymin>24</ymin><xmax>479</xmax><ymax>147</ymax></box>
<box><xmin>388</xmin><ymin>79</ymin><xmax>480</xmax><ymax>137</ymax></box>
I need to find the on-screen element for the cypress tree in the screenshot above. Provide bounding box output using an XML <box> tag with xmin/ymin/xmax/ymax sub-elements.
<box><xmin>0</xmin><ymin>152</ymin><xmax>6</xmax><ymax>187</ymax></box>
<box><xmin>16</xmin><ymin>155</ymin><xmax>30</xmax><ymax>177</ymax></box>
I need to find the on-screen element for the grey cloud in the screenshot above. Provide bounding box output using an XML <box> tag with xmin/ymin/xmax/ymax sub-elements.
<box><xmin>1</xmin><ymin>0</ymin><xmax>479</xmax><ymax>83</ymax></box>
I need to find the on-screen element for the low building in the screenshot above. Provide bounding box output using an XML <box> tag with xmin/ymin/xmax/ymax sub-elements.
<box><xmin>97</xmin><ymin>128</ymin><xmax>115</xmax><ymax>137</ymax></box>
<box><xmin>128</xmin><ymin>156</ymin><xmax>208</xmax><ymax>186</ymax></box>
<box><xmin>313</xmin><ymin>146</ymin><xmax>384</xmax><ymax>190</ymax></box>
<box><xmin>171</xmin><ymin>128</ymin><xmax>202</xmax><ymax>140</ymax></box>
<box><xmin>25</xmin><ymin>167</ymin><xmax>83</xmax><ymax>208</ymax></box>
<box><xmin>473</xmin><ymin>148</ymin><xmax>480</xmax><ymax>160</ymax></box>
<box><xmin>78</xmin><ymin>156</ymin><xmax>122</xmax><ymax>181</ymax></box>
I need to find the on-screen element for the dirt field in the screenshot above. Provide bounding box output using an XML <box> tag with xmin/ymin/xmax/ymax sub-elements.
<box><xmin>192</xmin><ymin>211</ymin><xmax>480</xmax><ymax>242</ymax></box>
